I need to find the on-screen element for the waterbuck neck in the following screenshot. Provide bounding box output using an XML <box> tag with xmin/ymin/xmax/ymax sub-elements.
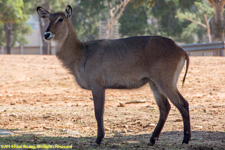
<box><xmin>56</xmin><ymin>21</ymin><xmax>83</xmax><ymax>71</ymax></box>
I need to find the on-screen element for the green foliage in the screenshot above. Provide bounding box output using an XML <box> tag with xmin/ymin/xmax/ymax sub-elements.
<box><xmin>178</xmin><ymin>0</ymin><xmax>197</xmax><ymax>9</ymax></box>
<box><xmin>176</xmin><ymin>1</ymin><xmax>214</xmax><ymax>42</ymax></box>
<box><xmin>176</xmin><ymin>1</ymin><xmax>214</xmax><ymax>23</ymax></box>
<box><xmin>0</xmin><ymin>20</ymin><xmax>32</xmax><ymax>48</ymax></box>
<box><xmin>0</xmin><ymin>24</ymin><xmax>4</xmax><ymax>46</ymax></box>
<box><xmin>150</xmin><ymin>0</ymin><xmax>192</xmax><ymax>41</ymax></box>
<box><xmin>11</xmin><ymin>17</ymin><xmax>32</xmax><ymax>46</ymax></box>
<box><xmin>0</xmin><ymin>0</ymin><xmax>218</xmax><ymax>49</ymax></box>
<box><xmin>142</xmin><ymin>0</ymin><xmax>215</xmax><ymax>43</ymax></box>
<box><xmin>34</xmin><ymin>0</ymin><xmax>74</xmax><ymax>12</ymax></box>
<box><xmin>179</xmin><ymin>23</ymin><xmax>204</xmax><ymax>43</ymax></box>
<box><xmin>0</xmin><ymin>0</ymin><xmax>31</xmax><ymax>48</ymax></box>
<box><xmin>119</xmin><ymin>3</ymin><xmax>148</xmax><ymax>37</ymax></box>
<box><xmin>71</xmin><ymin>0</ymin><xmax>107</xmax><ymax>41</ymax></box>
<box><xmin>132</xmin><ymin>0</ymin><xmax>157</xmax><ymax>8</ymax></box>
<box><xmin>0</xmin><ymin>0</ymin><xmax>24</xmax><ymax>23</ymax></box>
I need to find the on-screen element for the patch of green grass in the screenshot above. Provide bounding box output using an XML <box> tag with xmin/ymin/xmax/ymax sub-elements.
<box><xmin>0</xmin><ymin>131</ymin><xmax>224</xmax><ymax>150</ymax></box>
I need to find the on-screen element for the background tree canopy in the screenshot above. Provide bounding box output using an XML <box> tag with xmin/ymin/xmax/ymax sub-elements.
<box><xmin>0</xmin><ymin>0</ymin><xmax>31</xmax><ymax>53</ymax></box>
<box><xmin>119</xmin><ymin>2</ymin><xmax>148</xmax><ymax>37</ymax></box>
<box><xmin>0</xmin><ymin>0</ymin><xmax>224</xmax><ymax>53</ymax></box>
<box><xmin>0</xmin><ymin>0</ymin><xmax>24</xmax><ymax>22</ymax></box>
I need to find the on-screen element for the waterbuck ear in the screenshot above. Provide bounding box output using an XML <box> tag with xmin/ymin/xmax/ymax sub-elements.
<box><xmin>37</xmin><ymin>6</ymin><xmax>50</xmax><ymax>18</ymax></box>
<box><xmin>65</xmin><ymin>5</ymin><xmax>72</xmax><ymax>18</ymax></box>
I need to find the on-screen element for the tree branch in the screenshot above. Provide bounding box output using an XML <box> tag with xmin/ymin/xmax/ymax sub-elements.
<box><xmin>113</xmin><ymin>1</ymin><xmax>125</xmax><ymax>18</ymax></box>
<box><xmin>183</xmin><ymin>17</ymin><xmax>207</xmax><ymax>29</ymax></box>
<box><xmin>204</xmin><ymin>14</ymin><xmax>212</xmax><ymax>42</ymax></box>
<box><xmin>107</xmin><ymin>0</ymin><xmax>114</xmax><ymax>18</ymax></box>
<box><xmin>106</xmin><ymin>0</ymin><xmax>130</xmax><ymax>38</ymax></box>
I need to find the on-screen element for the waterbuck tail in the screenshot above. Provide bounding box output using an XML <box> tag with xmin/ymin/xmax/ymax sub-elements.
<box><xmin>182</xmin><ymin>52</ymin><xmax>189</xmax><ymax>87</ymax></box>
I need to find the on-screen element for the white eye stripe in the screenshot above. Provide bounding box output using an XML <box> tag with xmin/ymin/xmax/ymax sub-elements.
<box><xmin>55</xmin><ymin>16</ymin><xmax>62</xmax><ymax>24</ymax></box>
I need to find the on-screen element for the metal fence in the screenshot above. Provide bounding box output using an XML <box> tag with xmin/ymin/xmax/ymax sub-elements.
<box><xmin>180</xmin><ymin>41</ymin><xmax>225</xmax><ymax>56</ymax></box>
<box><xmin>1</xmin><ymin>41</ymin><xmax>225</xmax><ymax>56</ymax></box>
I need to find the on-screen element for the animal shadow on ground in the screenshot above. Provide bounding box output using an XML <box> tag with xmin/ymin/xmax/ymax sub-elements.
<box><xmin>0</xmin><ymin>131</ymin><xmax>224</xmax><ymax>150</ymax></box>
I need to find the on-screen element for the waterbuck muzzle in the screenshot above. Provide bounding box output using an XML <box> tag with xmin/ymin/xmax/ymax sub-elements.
<box><xmin>44</xmin><ymin>31</ymin><xmax>54</xmax><ymax>40</ymax></box>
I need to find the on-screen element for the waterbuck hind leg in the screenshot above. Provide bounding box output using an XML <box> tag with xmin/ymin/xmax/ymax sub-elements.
<box><xmin>177</xmin><ymin>92</ymin><xmax>191</xmax><ymax>144</ymax></box>
<box><xmin>148</xmin><ymin>82</ymin><xmax>171</xmax><ymax>146</ymax></box>
<box><xmin>91</xmin><ymin>85</ymin><xmax>105</xmax><ymax>145</ymax></box>
<box><xmin>161</xmin><ymin>87</ymin><xmax>191</xmax><ymax>144</ymax></box>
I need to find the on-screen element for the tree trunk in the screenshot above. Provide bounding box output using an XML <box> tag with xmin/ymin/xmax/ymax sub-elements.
<box><xmin>204</xmin><ymin>14</ymin><xmax>212</xmax><ymax>42</ymax></box>
<box><xmin>38</xmin><ymin>1</ymin><xmax>50</xmax><ymax>54</ymax></box>
<box><xmin>106</xmin><ymin>0</ymin><xmax>130</xmax><ymax>38</ymax></box>
<box><xmin>213</xmin><ymin>3</ymin><xmax>224</xmax><ymax>40</ymax></box>
<box><xmin>208</xmin><ymin>0</ymin><xmax>225</xmax><ymax>41</ymax></box>
<box><xmin>4</xmin><ymin>23</ymin><xmax>12</xmax><ymax>54</ymax></box>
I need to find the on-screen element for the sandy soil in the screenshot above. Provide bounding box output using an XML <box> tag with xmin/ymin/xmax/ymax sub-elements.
<box><xmin>0</xmin><ymin>55</ymin><xmax>224</xmax><ymax>149</ymax></box>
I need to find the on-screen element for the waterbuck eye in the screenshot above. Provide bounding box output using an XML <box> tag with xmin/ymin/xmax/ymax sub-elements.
<box><xmin>58</xmin><ymin>18</ymin><xmax>63</xmax><ymax>22</ymax></box>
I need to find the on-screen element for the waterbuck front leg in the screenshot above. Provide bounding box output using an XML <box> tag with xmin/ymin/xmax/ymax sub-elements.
<box><xmin>149</xmin><ymin>81</ymin><xmax>171</xmax><ymax>146</ymax></box>
<box><xmin>91</xmin><ymin>84</ymin><xmax>105</xmax><ymax>145</ymax></box>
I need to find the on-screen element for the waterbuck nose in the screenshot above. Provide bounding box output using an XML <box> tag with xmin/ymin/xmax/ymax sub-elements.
<box><xmin>44</xmin><ymin>32</ymin><xmax>53</xmax><ymax>40</ymax></box>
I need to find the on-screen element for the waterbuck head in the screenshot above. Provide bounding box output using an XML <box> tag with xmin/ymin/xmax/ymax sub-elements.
<box><xmin>37</xmin><ymin>5</ymin><xmax>72</xmax><ymax>42</ymax></box>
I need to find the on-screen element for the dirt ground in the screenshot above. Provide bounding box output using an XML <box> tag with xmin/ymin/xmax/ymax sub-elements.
<box><xmin>0</xmin><ymin>55</ymin><xmax>224</xmax><ymax>149</ymax></box>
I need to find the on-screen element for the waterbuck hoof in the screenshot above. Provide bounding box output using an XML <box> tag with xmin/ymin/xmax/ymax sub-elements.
<box><xmin>148</xmin><ymin>142</ymin><xmax>155</xmax><ymax>146</ymax></box>
<box><xmin>95</xmin><ymin>137</ymin><xmax>103</xmax><ymax>145</ymax></box>
<box><xmin>182</xmin><ymin>136</ymin><xmax>190</xmax><ymax>144</ymax></box>
<box><xmin>90</xmin><ymin>142</ymin><xmax>99</xmax><ymax>147</ymax></box>
<box><xmin>148</xmin><ymin>138</ymin><xmax>155</xmax><ymax>146</ymax></box>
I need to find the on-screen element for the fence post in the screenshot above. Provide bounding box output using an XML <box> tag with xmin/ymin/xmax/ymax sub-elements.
<box><xmin>40</xmin><ymin>35</ymin><xmax>43</xmax><ymax>55</ymax></box>
<box><xmin>221</xmin><ymin>41</ymin><xmax>225</xmax><ymax>56</ymax></box>
<box><xmin>1</xmin><ymin>46</ymin><xmax>4</xmax><ymax>54</ymax></box>
<box><xmin>21</xmin><ymin>46</ymin><xmax>24</xmax><ymax>55</ymax></box>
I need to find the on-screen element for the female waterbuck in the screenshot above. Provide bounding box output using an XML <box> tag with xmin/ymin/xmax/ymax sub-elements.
<box><xmin>37</xmin><ymin>5</ymin><xmax>191</xmax><ymax>146</ymax></box>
